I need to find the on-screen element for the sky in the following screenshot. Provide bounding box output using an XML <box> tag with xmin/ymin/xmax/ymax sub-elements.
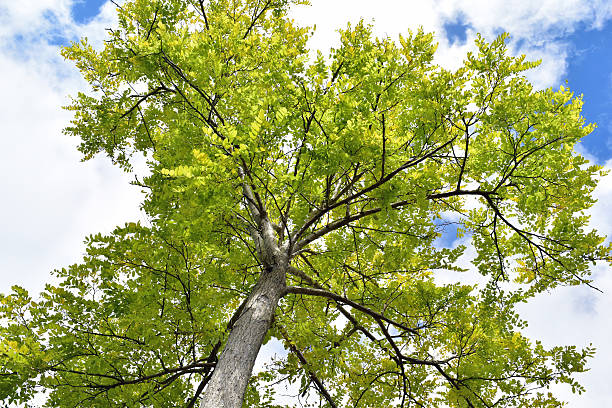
<box><xmin>0</xmin><ymin>0</ymin><xmax>611</xmax><ymax>406</ymax></box>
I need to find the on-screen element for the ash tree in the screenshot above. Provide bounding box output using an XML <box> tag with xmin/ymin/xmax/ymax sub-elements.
<box><xmin>1</xmin><ymin>0</ymin><xmax>610</xmax><ymax>407</ymax></box>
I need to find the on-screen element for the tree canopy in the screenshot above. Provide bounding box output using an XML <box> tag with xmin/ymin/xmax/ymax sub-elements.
<box><xmin>1</xmin><ymin>0</ymin><xmax>610</xmax><ymax>407</ymax></box>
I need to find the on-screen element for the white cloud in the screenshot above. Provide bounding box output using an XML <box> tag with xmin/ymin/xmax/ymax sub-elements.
<box><xmin>517</xmin><ymin>173</ymin><xmax>612</xmax><ymax>404</ymax></box>
<box><xmin>0</xmin><ymin>0</ymin><xmax>144</xmax><ymax>296</ymax></box>
<box><xmin>292</xmin><ymin>0</ymin><xmax>612</xmax><ymax>89</ymax></box>
<box><xmin>432</xmin><ymin>154</ymin><xmax>612</xmax><ymax>407</ymax></box>
<box><xmin>0</xmin><ymin>0</ymin><xmax>72</xmax><ymax>40</ymax></box>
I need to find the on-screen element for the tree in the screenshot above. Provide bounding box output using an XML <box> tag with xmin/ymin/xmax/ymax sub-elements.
<box><xmin>1</xmin><ymin>0</ymin><xmax>610</xmax><ymax>406</ymax></box>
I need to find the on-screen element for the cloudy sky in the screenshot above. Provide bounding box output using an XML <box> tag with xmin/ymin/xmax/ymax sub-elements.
<box><xmin>1</xmin><ymin>0</ymin><xmax>611</xmax><ymax>406</ymax></box>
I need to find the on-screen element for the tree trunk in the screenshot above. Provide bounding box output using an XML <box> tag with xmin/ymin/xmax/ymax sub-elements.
<box><xmin>199</xmin><ymin>265</ymin><xmax>286</xmax><ymax>408</ymax></box>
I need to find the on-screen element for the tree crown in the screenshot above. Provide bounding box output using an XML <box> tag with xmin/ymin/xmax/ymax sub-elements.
<box><xmin>1</xmin><ymin>0</ymin><xmax>610</xmax><ymax>407</ymax></box>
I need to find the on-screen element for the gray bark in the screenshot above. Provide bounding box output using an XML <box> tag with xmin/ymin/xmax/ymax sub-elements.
<box><xmin>199</xmin><ymin>208</ymin><xmax>288</xmax><ymax>408</ymax></box>
<box><xmin>198</xmin><ymin>264</ymin><xmax>286</xmax><ymax>408</ymax></box>
<box><xmin>197</xmin><ymin>167</ymin><xmax>290</xmax><ymax>408</ymax></box>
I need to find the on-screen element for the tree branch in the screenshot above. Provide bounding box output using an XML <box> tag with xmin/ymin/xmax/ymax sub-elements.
<box><xmin>277</xmin><ymin>325</ymin><xmax>338</xmax><ymax>408</ymax></box>
<box><xmin>197</xmin><ymin>0</ymin><xmax>210</xmax><ymax>30</ymax></box>
<box><xmin>284</xmin><ymin>286</ymin><xmax>419</xmax><ymax>336</ymax></box>
<box><xmin>290</xmin><ymin>134</ymin><xmax>456</xmax><ymax>247</ymax></box>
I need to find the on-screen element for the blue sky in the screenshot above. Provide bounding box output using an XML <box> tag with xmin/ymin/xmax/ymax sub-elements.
<box><xmin>443</xmin><ymin>11</ymin><xmax>612</xmax><ymax>162</ymax></box>
<box><xmin>565</xmin><ymin>23</ymin><xmax>612</xmax><ymax>159</ymax></box>
<box><xmin>71</xmin><ymin>0</ymin><xmax>107</xmax><ymax>23</ymax></box>
<box><xmin>1</xmin><ymin>0</ymin><xmax>611</xmax><ymax>406</ymax></box>
<box><xmin>443</xmin><ymin>14</ymin><xmax>472</xmax><ymax>45</ymax></box>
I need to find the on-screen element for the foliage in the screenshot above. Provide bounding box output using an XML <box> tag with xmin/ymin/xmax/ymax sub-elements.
<box><xmin>1</xmin><ymin>0</ymin><xmax>610</xmax><ymax>406</ymax></box>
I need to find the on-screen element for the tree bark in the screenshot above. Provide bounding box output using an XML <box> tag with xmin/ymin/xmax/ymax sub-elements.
<box><xmin>198</xmin><ymin>265</ymin><xmax>286</xmax><ymax>408</ymax></box>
